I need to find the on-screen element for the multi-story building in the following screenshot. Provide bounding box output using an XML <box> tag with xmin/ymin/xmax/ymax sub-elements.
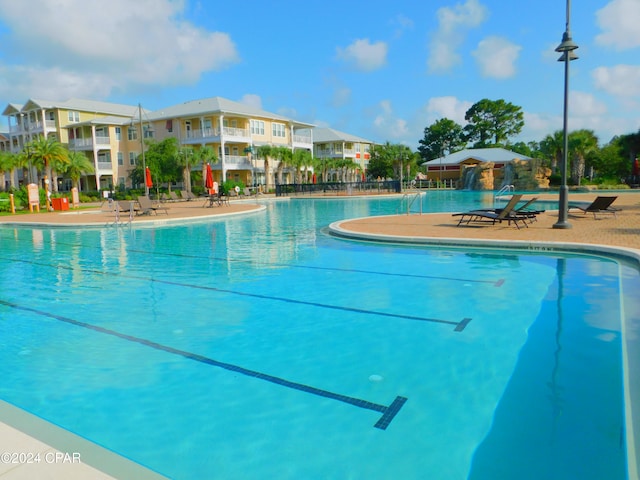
<box><xmin>144</xmin><ymin>96</ymin><xmax>314</xmax><ymax>188</ymax></box>
<box><xmin>2</xmin><ymin>98</ymin><xmax>142</xmax><ymax>190</ymax></box>
<box><xmin>2</xmin><ymin>97</ymin><xmax>376</xmax><ymax>191</ymax></box>
<box><xmin>312</xmin><ymin>127</ymin><xmax>373</xmax><ymax>181</ymax></box>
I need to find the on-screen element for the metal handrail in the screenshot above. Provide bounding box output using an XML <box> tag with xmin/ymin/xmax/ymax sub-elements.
<box><xmin>397</xmin><ymin>192</ymin><xmax>423</xmax><ymax>215</ymax></box>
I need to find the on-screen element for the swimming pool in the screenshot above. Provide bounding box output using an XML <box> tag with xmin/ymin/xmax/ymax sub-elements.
<box><xmin>0</xmin><ymin>193</ymin><xmax>637</xmax><ymax>479</ymax></box>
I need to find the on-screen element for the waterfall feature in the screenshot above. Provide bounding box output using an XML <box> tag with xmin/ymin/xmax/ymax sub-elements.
<box><xmin>463</xmin><ymin>167</ymin><xmax>477</xmax><ymax>190</ymax></box>
<box><xmin>501</xmin><ymin>163</ymin><xmax>515</xmax><ymax>188</ymax></box>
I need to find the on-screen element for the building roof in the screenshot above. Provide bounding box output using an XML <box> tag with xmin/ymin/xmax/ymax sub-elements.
<box><xmin>146</xmin><ymin>96</ymin><xmax>315</xmax><ymax>128</ymax></box>
<box><xmin>422</xmin><ymin>147</ymin><xmax>533</xmax><ymax>166</ymax></box>
<box><xmin>3</xmin><ymin>98</ymin><xmax>141</xmax><ymax>118</ymax></box>
<box><xmin>312</xmin><ymin>127</ymin><xmax>373</xmax><ymax>144</ymax></box>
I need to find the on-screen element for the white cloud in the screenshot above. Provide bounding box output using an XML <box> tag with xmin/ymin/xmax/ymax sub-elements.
<box><xmin>570</xmin><ymin>91</ymin><xmax>608</xmax><ymax>117</ymax></box>
<box><xmin>424</xmin><ymin>96</ymin><xmax>473</xmax><ymax>125</ymax></box>
<box><xmin>371</xmin><ymin>100</ymin><xmax>410</xmax><ymax>141</ymax></box>
<box><xmin>427</xmin><ymin>0</ymin><xmax>488</xmax><ymax>73</ymax></box>
<box><xmin>595</xmin><ymin>0</ymin><xmax>640</xmax><ymax>50</ymax></box>
<box><xmin>592</xmin><ymin>65</ymin><xmax>640</xmax><ymax>97</ymax></box>
<box><xmin>336</xmin><ymin>39</ymin><xmax>388</xmax><ymax>72</ymax></box>
<box><xmin>0</xmin><ymin>0</ymin><xmax>239</xmax><ymax>100</ymax></box>
<box><xmin>472</xmin><ymin>36</ymin><xmax>521</xmax><ymax>79</ymax></box>
<box><xmin>331</xmin><ymin>87</ymin><xmax>352</xmax><ymax>108</ymax></box>
<box><xmin>239</xmin><ymin>94</ymin><xmax>263</xmax><ymax>110</ymax></box>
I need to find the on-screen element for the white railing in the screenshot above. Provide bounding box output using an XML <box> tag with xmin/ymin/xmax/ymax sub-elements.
<box><xmin>222</xmin><ymin>127</ymin><xmax>249</xmax><ymax>138</ymax></box>
<box><xmin>494</xmin><ymin>184</ymin><xmax>515</xmax><ymax>206</ymax></box>
<box><xmin>293</xmin><ymin>134</ymin><xmax>312</xmax><ymax>145</ymax></box>
<box><xmin>224</xmin><ymin>155</ymin><xmax>252</xmax><ymax>167</ymax></box>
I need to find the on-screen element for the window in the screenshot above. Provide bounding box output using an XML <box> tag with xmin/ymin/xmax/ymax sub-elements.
<box><xmin>117</xmin><ymin>152</ymin><xmax>123</xmax><ymax>165</ymax></box>
<box><xmin>272</xmin><ymin>123</ymin><xmax>286</xmax><ymax>138</ymax></box>
<box><xmin>218</xmin><ymin>146</ymin><xmax>230</xmax><ymax>156</ymax></box>
<box><xmin>115</xmin><ymin>127</ymin><xmax>121</xmax><ymax>140</ymax></box>
<box><xmin>143</xmin><ymin>126</ymin><xmax>154</xmax><ymax>139</ymax></box>
<box><xmin>129</xmin><ymin>152</ymin><xmax>137</xmax><ymax>165</ymax></box>
<box><xmin>166</xmin><ymin>120</ymin><xmax>173</xmax><ymax>132</ymax></box>
<box><xmin>128</xmin><ymin>127</ymin><xmax>138</xmax><ymax>141</ymax></box>
<box><xmin>67</xmin><ymin>111</ymin><xmax>80</xmax><ymax>122</ymax></box>
<box><xmin>232</xmin><ymin>146</ymin><xmax>238</xmax><ymax>156</ymax></box>
<box><xmin>250</xmin><ymin>120</ymin><xmax>265</xmax><ymax>135</ymax></box>
<box><xmin>47</xmin><ymin>111</ymin><xmax>55</xmax><ymax>121</ymax></box>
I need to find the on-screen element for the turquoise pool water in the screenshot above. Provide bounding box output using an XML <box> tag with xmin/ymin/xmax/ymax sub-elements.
<box><xmin>0</xmin><ymin>193</ymin><xmax>632</xmax><ymax>479</ymax></box>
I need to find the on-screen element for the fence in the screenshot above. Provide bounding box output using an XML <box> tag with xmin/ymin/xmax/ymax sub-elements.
<box><xmin>275</xmin><ymin>180</ymin><xmax>401</xmax><ymax>197</ymax></box>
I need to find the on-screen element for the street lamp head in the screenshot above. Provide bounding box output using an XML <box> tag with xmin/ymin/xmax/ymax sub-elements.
<box><xmin>557</xmin><ymin>50</ymin><xmax>579</xmax><ymax>62</ymax></box>
<box><xmin>556</xmin><ymin>31</ymin><xmax>579</xmax><ymax>52</ymax></box>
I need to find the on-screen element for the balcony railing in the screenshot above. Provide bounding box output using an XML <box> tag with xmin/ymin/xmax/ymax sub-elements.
<box><xmin>224</xmin><ymin>155</ymin><xmax>252</xmax><ymax>168</ymax></box>
<box><xmin>69</xmin><ymin>136</ymin><xmax>111</xmax><ymax>150</ymax></box>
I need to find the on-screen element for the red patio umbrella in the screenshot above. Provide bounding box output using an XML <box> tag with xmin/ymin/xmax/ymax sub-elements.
<box><xmin>633</xmin><ymin>157</ymin><xmax>639</xmax><ymax>176</ymax></box>
<box><xmin>205</xmin><ymin>163</ymin><xmax>214</xmax><ymax>194</ymax></box>
<box><xmin>145</xmin><ymin>166</ymin><xmax>153</xmax><ymax>188</ymax></box>
<box><xmin>312</xmin><ymin>172</ymin><xmax>317</xmax><ymax>184</ymax></box>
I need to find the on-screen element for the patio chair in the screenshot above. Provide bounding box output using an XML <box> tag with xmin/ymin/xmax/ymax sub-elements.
<box><xmin>137</xmin><ymin>195</ymin><xmax>169</xmax><ymax>215</ymax></box>
<box><xmin>568</xmin><ymin>196</ymin><xmax>619</xmax><ymax>219</ymax></box>
<box><xmin>452</xmin><ymin>194</ymin><xmax>529</xmax><ymax>229</ymax></box>
<box><xmin>180</xmin><ymin>190</ymin><xmax>197</xmax><ymax>201</ymax></box>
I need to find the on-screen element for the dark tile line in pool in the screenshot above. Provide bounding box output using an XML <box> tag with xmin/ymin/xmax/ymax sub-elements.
<box><xmin>0</xmin><ymin>299</ymin><xmax>408</xmax><ymax>431</ymax></box>
<box><xmin>2</xmin><ymin>255</ymin><xmax>468</xmax><ymax>331</ymax></box>
<box><xmin>122</xmin><ymin>246</ymin><xmax>503</xmax><ymax>286</ymax></box>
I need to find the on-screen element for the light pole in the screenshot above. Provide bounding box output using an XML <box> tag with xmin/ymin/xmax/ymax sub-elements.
<box><xmin>553</xmin><ymin>0</ymin><xmax>579</xmax><ymax>229</ymax></box>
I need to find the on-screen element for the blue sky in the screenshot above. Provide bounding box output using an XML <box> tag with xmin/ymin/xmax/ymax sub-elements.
<box><xmin>0</xmin><ymin>0</ymin><xmax>638</xmax><ymax>149</ymax></box>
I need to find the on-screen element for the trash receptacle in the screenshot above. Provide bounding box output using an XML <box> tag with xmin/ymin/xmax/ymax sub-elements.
<box><xmin>51</xmin><ymin>197</ymin><xmax>69</xmax><ymax>211</ymax></box>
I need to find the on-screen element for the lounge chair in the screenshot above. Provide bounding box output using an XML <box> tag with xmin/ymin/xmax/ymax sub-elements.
<box><xmin>568</xmin><ymin>196</ymin><xmax>619</xmax><ymax>218</ymax></box>
<box><xmin>137</xmin><ymin>195</ymin><xmax>169</xmax><ymax>215</ymax></box>
<box><xmin>180</xmin><ymin>190</ymin><xmax>197</xmax><ymax>201</ymax></box>
<box><xmin>453</xmin><ymin>194</ymin><xmax>529</xmax><ymax>229</ymax></box>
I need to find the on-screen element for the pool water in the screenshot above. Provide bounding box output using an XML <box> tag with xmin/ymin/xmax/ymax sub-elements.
<box><xmin>0</xmin><ymin>193</ymin><xmax>630</xmax><ymax>479</ymax></box>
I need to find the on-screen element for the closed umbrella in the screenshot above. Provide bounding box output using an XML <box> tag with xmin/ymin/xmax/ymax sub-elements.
<box><xmin>205</xmin><ymin>163</ymin><xmax>214</xmax><ymax>194</ymax></box>
<box><xmin>145</xmin><ymin>166</ymin><xmax>153</xmax><ymax>188</ymax></box>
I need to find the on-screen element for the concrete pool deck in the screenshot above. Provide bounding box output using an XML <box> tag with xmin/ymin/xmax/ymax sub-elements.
<box><xmin>2</xmin><ymin>190</ymin><xmax>640</xmax><ymax>479</ymax></box>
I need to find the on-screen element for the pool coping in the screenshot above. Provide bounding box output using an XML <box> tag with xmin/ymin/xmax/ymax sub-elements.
<box><xmin>328</xmin><ymin>217</ymin><xmax>640</xmax><ymax>480</ymax></box>
<box><xmin>0</xmin><ymin>400</ymin><xmax>167</xmax><ymax>479</ymax></box>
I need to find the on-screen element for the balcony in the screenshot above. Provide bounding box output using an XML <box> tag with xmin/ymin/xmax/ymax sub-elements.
<box><xmin>183</xmin><ymin>127</ymin><xmax>221</xmax><ymax>144</ymax></box>
<box><xmin>223</xmin><ymin>155</ymin><xmax>252</xmax><ymax>169</ymax></box>
<box><xmin>96</xmin><ymin>161</ymin><xmax>113</xmax><ymax>173</ymax></box>
<box><xmin>292</xmin><ymin>134</ymin><xmax>313</xmax><ymax>149</ymax></box>
<box><xmin>222</xmin><ymin>127</ymin><xmax>251</xmax><ymax>143</ymax></box>
<box><xmin>69</xmin><ymin>136</ymin><xmax>111</xmax><ymax>151</ymax></box>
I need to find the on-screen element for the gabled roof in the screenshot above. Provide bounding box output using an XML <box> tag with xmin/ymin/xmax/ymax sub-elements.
<box><xmin>422</xmin><ymin>147</ymin><xmax>533</xmax><ymax>166</ymax></box>
<box><xmin>312</xmin><ymin>127</ymin><xmax>373</xmax><ymax>144</ymax></box>
<box><xmin>146</xmin><ymin>96</ymin><xmax>315</xmax><ymax>128</ymax></box>
<box><xmin>3</xmin><ymin>98</ymin><xmax>140</xmax><ymax>118</ymax></box>
<box><xmin>2</xmin><ymin>103</ymin><xmax>24</xmax><ymax>116</ymax></box>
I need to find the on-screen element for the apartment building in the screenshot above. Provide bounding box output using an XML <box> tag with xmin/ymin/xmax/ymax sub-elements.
<box><xmin>2</xmin><ymin>98</ymin><xmax>142</xmax><ymax>190</ymax></box>
<box><xmin>144</xmin><ymin>96</ymin><xmax>314</xmax><ymax>188</ymax></box>
<box><xmin>2</xmin><ymin>97</ymin><xmax>380</xmax><ymax>191</ymax></box>
<box><xmin>312</xmin><ymin>127</ymin><xmax>373</xmax><ymax>181</ymax></box>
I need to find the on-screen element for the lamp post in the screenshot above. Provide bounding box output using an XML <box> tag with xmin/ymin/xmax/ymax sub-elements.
<box><xmin>553</xmin><ymin>0</ymin><xmax>579</xmax><ymax>229</ymax></box>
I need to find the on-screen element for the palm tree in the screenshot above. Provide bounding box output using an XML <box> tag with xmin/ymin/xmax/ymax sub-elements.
<box><xmin>569</xmin><ymin>129</ymin><xmax>599</xmax><ymax>185</ymax></box>
<box><xmin>291</xmin><ymin>149</ymin><xmax>313</xmax><ymax>183</ymax></box>
<box><xmin>64</xmin><ymin>151</ymin><xmax>95</xmax><ymax>192</ymax></box>
<box><xmin>177</xmin><ymin>147</ymin><xmax>195</xmax><ymax>192</ymax></box>
<box><xmin>27</xmin><ymin>136</ymin><xmax>69</xmax><ymax>202</ymax></box>
<box><xmin>540</xmin><ymin>131</ymin><xmax>564</xmax><ymax>174</ymax></box>
<box><xmin>192</xmin><ymin>145</ymin><xmax>217</xmax><ymax>189</ymax></box>
<box><xmin>274</xmin><ymin>146</ymin><xmax>292</xmax><ymax>184</ymax></box>
<box><xmin>256</xmin><ymin>145</ymin><xmax>274</xmax><ymax>191</ymax></box>
<box><xmin>0</xmin><ymin>151</ymin><xmax>18</xmax><ymax>191</ymax></box>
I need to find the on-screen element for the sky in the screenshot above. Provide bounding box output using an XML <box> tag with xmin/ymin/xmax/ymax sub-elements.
<box><xmin>0</xmin><ymin>0</ymin><xmax>638</xmax><ymax>149</ymax></box>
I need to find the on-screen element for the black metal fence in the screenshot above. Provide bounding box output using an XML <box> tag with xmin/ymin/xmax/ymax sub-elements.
<box><xmin>275</xmin><ymin>180</ymin><xmax>401</xmax><ymax>197</ymax></box>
